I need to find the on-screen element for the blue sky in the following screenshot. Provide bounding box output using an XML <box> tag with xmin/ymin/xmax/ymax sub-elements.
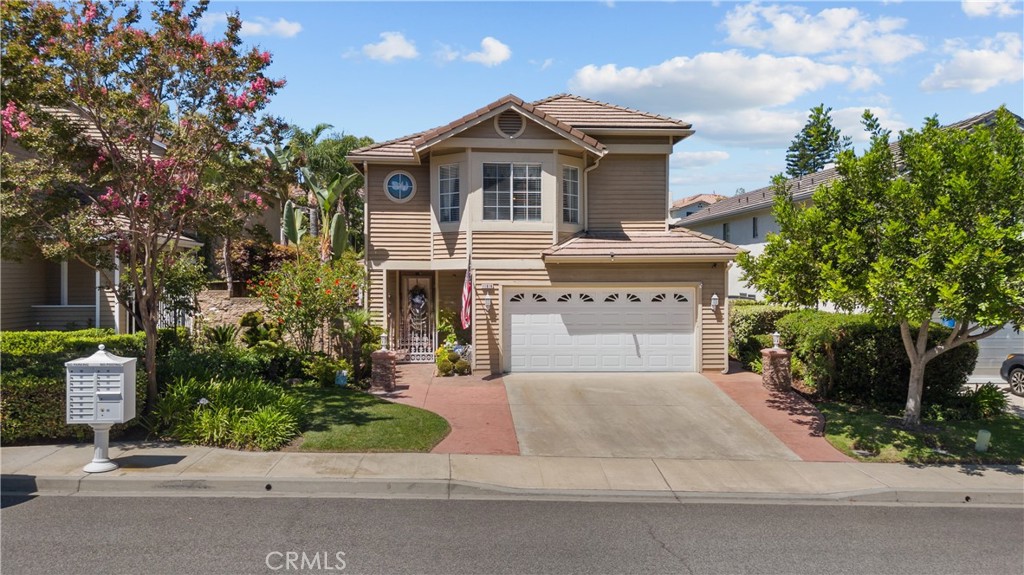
<box><xmin>202</xmin><ymin>1</ymin><xmax>1024</xmax><ymax>201</ymax></box>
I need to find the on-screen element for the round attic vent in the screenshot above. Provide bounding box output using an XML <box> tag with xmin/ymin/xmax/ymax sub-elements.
<box><xmin>494</xmin><ymin>110</ymin><xmax>525</xmax><ymax>138</ymax></box>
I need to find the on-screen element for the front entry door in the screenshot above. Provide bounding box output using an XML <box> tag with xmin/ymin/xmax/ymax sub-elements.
<box><xmin>399</xmin><ymin>275</ymin><xmax>435</xmax><ymax>362</ymax></box>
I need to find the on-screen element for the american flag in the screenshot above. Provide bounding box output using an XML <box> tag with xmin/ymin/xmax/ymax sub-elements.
<box><xmin>460</xmin><ymin>265</ymin><xmax>472</xmax><ymax>330</ymax></box>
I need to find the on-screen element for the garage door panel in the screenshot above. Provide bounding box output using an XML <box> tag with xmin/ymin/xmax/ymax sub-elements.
<box><xmin>508</xmin><ymin>287</ymin><xmax>696</xmax><ymax>373</ymax></box>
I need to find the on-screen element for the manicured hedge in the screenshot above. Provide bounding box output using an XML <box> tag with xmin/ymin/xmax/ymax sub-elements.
<box><xmin>728</xmin><ymin>304</ymin><xmax>797</xmax><ymax>368</ymax></box>
<box><xmin>0</xmin><ymin>329</ymin><xmax>186</xmax><ymax>444</ymax></box>
<box><xmin>776</xmin><ymin>310</ymin><xmax>978</xmax><ymax>411</ymax></box>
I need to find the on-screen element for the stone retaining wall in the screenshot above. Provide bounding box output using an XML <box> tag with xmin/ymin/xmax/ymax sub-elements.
<box><xmin>196</xmin><ymin>289</ymin><xmax>266</xmax><ymax>329</ymax></box>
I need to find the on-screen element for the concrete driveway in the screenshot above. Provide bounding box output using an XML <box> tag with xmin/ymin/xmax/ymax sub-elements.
<box><xmin>504</xmin><ymin>373</ymin><xmax>800</xmax><ymax>460</ymax></box>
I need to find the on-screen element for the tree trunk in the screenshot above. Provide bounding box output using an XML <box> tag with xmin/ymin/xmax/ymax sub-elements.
<box><xmin>902</xmin><ymin>360</ymin><xmax>927</xmax><ymax>428</ymax></box>
<box><xmin>223</xmin><ymin>236</ymin><xmax>233</xmax><ymax>297</ymax></box>
<box><xmin>142</xmin><ymin>306</ymin><xmax>159</xmax><ymax>415</ymax></box>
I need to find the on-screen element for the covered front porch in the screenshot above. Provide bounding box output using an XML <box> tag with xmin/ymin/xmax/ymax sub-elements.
<box><xmin>381</xmin><ymin>269</ymin><xmax>467</xmax><ymax>363</ymax></box>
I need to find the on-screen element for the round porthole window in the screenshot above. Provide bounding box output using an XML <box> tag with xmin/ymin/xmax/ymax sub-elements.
<box><xmin>384</xmin><ymin>171</ymin><xmax>416</xmax><ymax>203</ymax></box>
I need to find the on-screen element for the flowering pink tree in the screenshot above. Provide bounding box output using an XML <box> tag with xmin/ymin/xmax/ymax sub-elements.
<box><xmin>0</xmin><ymin>0</ymin><xmax>284</xmax><ymax>411</ymax></box>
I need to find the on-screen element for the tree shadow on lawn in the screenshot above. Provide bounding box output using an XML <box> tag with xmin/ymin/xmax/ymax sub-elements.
<box><xmin>290</xmin><ymin>386</ymin><xmax>396</xmax><ymax>432</ymax></box>
<box><xmin>820</xmin><ymin>402</ymin><xmax>1024</xmax><ymax>468</ymax></box>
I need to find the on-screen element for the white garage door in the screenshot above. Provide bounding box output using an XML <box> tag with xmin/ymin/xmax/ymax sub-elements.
<box><xmin>507</xmin><ymin>288</ymin><xmax>695</xmax><ymax>372</ymax></box>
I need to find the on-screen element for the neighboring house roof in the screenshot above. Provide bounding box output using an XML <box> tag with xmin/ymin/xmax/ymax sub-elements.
<box><xmin>670</xmin><ymin>193</ymin><xmax>727</xmax><ymax>212</ymax></box>
<box><xmin>347</xmin><ymin>93</ymin><xmax>693</xmax><ymax>164</ymax></box>
<box><xmin>676</xmin><ymin>107</ymin><xmax>1023</xmax><ymax>228</ymax></box>
<box><xmin>675</xmin><ymin>167</ymin><xmax>841</xmax><ymax>226</ymax></box>
<box><xmin>542</xmin><ymin>229</ymin><xmax>739</xmax><ymax>262</ymax></box>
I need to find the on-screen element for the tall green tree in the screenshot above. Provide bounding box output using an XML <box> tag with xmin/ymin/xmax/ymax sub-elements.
<box><xmin>740</xmin><ymin>107</ymin><xmax>1024</xmax><ymax>428</ymax></box>
<box><xmin>1</xmin><ymin>0</ymin><xmax>282</xmax><ymax>411</ymax></box>
<box><xmin>785</xmin><ymin>104</ymin><xmax>851</xmax><ymax>178</ymax></box>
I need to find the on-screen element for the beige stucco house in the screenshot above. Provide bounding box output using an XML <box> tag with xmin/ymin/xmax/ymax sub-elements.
<box><xmin>348</xmin><ymin>94</ymin><xmax>739</xmax><ymax>375</ymax></box>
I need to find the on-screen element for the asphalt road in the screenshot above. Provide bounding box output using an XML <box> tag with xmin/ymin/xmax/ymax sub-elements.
<box><xmin>2</xmin><ymin>496</ymin><xmax>1021</xmax><ymax>574</ymax></box>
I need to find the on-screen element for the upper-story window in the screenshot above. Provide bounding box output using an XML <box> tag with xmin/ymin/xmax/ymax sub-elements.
<box><xmin>483</xmin><ymin>162</ymin><xmax>541</xmax><ymax>221</ymax></box>
<box><xmin>723</xmin><ymin>222</ymin><xmax>731</xmax><ymax>242</ymax></box>
<box><xmin>562</xmin><ymin>166</ymin><xmax>580</xmax><ymax>224</ymax></box>
<box><xmin>439</xmin><ymin>164</ymin><xmax>460</xmax><ymax>222</ymax></box>
<box><xmin>752</xmin><ymin>216</ymin><xmax>759</xmax><ymax>239</ymax></box>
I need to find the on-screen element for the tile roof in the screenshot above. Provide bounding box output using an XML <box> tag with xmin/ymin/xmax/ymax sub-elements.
<box><xmin>670</xmin><ymin>193</ymin><xmax>727</xmax><ymax>211</ymax></box>
<box><xmin>675</xmin><ymin>167</ymin><xmax>841</xmax><ymax>226</ymax></box>
<box><xmin>542</xmin><ymin>230</ymin><xmax>739</xmax><ymax>261</ymax></box>
<box><xmin>532</xmin><ymin>94</ymin><xmax>693</xmax><ymax>130</ymax></box>
<box><xmin>347</xmin><ymin>93</ymin><xmax>691</xmax><ymax>162</ymax></box>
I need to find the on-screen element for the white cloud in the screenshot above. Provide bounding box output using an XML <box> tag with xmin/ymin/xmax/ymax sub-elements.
<box><xmin>848</xmin><ymin>67</ymin><xmax>883</xmax><ymax>91</ymax></box>
<box><xmin>671</xmin><ymin>150</ymin><xmax>731</xmax><ymax>168</ymax></box>
<box><xmin>686</xmin><ymin>109</ymin><xmax>809</xmax><ymax>148</ymax></box>
<box><xmin>241</xmin><ymin>17</ymin><xmax>302</xmax><ymax>38</ymax></box>
<box><xmin>463</xmin><ymin>37</ymin><xmax>511</xmax><ymax>67</ymax></box>
<box><xmin>962</xmin><ymin>0</ymin><xmax>1022</xmax><ymax>18</ymax></box>
<box><xmin>434</xmin><ymin>43</ymin><xmax>459</xmax><ymax>64</ymax></box>
<box><xmin>570</xmin><ymin>51</ymin><xmax>853</xmax><ymax>115</ymax></box>
<box><xmin>362</xmin><ymin>32</ymin><xmax>419</xmax><ymax>62</ymax></box>
<box><xmin>721</xmin><ymin>3</ymin><xmax>924</xmax><ymax>64</ymax></box>
<box><xmin>198</xmin><ymin>13</ymin><xmax>302</xmax><ymax>38</ymax></box>
<box><xmin>921</xmin><ymin>33</ymin><xmax>1023</xmax><ymax>93</ymax></box>
<box><xmin>540</xmin><ymin>58</ymin><xmax>554</xmax><ymax>71</ymax></box>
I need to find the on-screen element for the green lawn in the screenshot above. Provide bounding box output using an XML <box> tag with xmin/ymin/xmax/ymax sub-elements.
<box><xmin>819</xmin><ymin>402</ymin><xmax>1024</xmax><ymax>464</ymax></box>
<box><xmin>287</xmin><ymin>384</ymin><xmax>450</xmax><ymax>452</ymax></box>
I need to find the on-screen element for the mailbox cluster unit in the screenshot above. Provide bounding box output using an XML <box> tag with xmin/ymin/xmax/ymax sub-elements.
<box><xmin>65</xmin><ymin>345</ymin><xmax>136</xmax><ymax>424</ymax></box>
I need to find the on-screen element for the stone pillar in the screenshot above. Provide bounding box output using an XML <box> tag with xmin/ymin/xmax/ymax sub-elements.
<box><xmin>371</xmin><ymin>349</ymin><xmax>397</xmax><ymax>392</ymax></box>
<box><xmin>761</xmin><ymin>347</ymin><xmax>792</xmax><ymax>392</ymax></box>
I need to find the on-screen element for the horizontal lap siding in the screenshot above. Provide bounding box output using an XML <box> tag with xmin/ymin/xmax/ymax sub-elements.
<box><xmin>32</xmin><ymin>307</ymin><xmax>94</xmax><ymax>330</ymax></box>
<box><xmin>437</xmin><ymin>270</ymin><xmax>465</xmax><ymax>314</ymax></box>
<box><xmin>472</xmin><ymin>231</ymin><xmax>552</xmax><ymax>260</ymax></box>
<box><xmin>588</xmin><ymin>155</ymin><xmax>667</xmax><ymax>233</ymax></box>
<box><xmin>1</xmin><ymin>258</ymin><xmax>47</xmax><ymax>330</ymax></box>
<box><xmin>367</xmin><ymin>269</ymin><xmax>385</xmax><ymax>325</ymax></box>
<box><xmin>433</xmin><ymin>232</ymin><xmax>466</xmax><ymax>259</ymax></box>
<box><xmin>366</xmin><ymin>164</ymin><xmax>431</xmax><ymax>263</ymax></box>
<box><xmin>472</xmin><ymin>264</ymin><xmax>726</xmax><ymax>374</ymax></box>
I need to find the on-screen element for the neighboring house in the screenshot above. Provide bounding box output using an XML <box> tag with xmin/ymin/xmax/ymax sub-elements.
<box><xmin>348</xmin><ymin>94</ymin><xmax>739</xmax><ymax>374</ymax></box>
<box><xmin>669</xmin><ymin>193</ymin><xmax>726</xmax><ymax>220</ymax></box>
<box><xmin>0</xmin><ymin>107</ymin><xmax>203</xmax><ymax>333</ymax></box>
<box><xmin>674</xmin><ymin>108</ymin><xmax>1024</xmax><ymax>379</ymax></box>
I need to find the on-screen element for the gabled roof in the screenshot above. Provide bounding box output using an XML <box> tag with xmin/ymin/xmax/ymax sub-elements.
<box><xmin>670</xmin><ymin>193</ymin><xmax>727</xmax><ymax>211</ymax></box>
<box><xmin>676</xmin><ymin>167</ymin><xmax>841</xmax><ymax>226</ymax></box>
<box><xmin>542</xmin><ymin>229</ymin><xmax>739</xmax><ymax>262</ymax></box>
<box><xmin>532</xmin><ymin>94</ymin><xmax>693</xmax><ymax>131</ymax></box>
<box><xmin>347</xmin><ymin>93</ymin><xmax>693</xmax><ymax>164</ymax></box>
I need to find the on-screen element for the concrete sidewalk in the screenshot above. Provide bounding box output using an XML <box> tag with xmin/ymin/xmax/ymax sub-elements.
<box><xmin>2</xmin><ymin>442</ymin><xmax>1021</xmax><ymax>505</ymax></box>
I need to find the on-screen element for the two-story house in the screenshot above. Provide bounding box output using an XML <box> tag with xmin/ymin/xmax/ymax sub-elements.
<box><xmin>348</xmin><ymin>94</ymin><xmax>739</xmax><ymax>375</ymax></box>
<box><xmin>675</xmin><ymin>109</ymin><xmax>1024</xmax><ymax>381</ymax></box>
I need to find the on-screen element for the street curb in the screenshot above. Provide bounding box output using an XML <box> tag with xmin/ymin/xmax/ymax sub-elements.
<box><xmin>4</xmin><ymin>474</ymin><xmax>1021</xmax><ymax>506</ymax></box>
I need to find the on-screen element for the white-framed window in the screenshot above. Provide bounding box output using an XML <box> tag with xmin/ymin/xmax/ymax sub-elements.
<box><xmin>562</xmin><ymin>166</ymin><xmax>579</xmax><ymax>224</ymax></box>
<box><xmin>752</xmin><ymin>216</ymin><xmax>759</xmax><ymax>239</ymax></box>
<box><xmin>439</xmin><ymin>163</ymin><xmax>460</xmax><ymax>223</ymax></box>
<box><xmin>723</xmin><ymin>222</ymin><xmax>731</xmax><ymax>242</ymax></box>
<box><xmin>483</xmin><ymin>162</ymin><xmax>542</xmax><ymax>221</ymax></box>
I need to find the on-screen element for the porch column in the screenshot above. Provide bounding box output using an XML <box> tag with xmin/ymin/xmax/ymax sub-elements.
<box><xmin>60</xmin><ymin>260</ymin><xmax>68</xmax><ymax>305</ymax></box>
<box><xmin>95</xmin><ymin>269</ymin><xmax>101</xmax><ymax>328</ymax></box>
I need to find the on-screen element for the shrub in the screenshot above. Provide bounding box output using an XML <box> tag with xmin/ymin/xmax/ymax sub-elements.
<box><xmin>437</xmin><ymin>359</ymin><xmax>454</xmax><ymax>377</ymax></box>
<box><xmin>728</xmin><ymin>304</ymin><xmax>796</xmax><ymax>359</ymax></box>
<box><xmin>454</xmin><ymin>359</ymin><xmax>471</xmax><ymax>375</ymax></box>
<box><xmin>301</xmin><ymin>354</ymin><xmax>352</xmax><ymax>387</ymax></box>
<box><xmin>0</xmin><ymin>329</ymin><xmax>171</xmax><ymax>444</ymax></box>
<box><xmin>447</xmin><ymin>351</ymin><xmax>461</xmax><ymax>363</ymax></box>
<box><xmin>205</xmin><ymin>324</ymin><xmax>239</xmax><ymax>347</ymax></box>
<box><xmin>735</xmin><ymin>333</ymin><xmax>775</xmax><ymax>373</ymax></box>
<box><xmin>151</xmin><ymin>376</ymin><xmax>304</xmax><ymax>450</ymax></box>
<box><xmin>239</xmin><ymin>311</ymin><xmax>282</xmax><ymax>348</ymax></box>
<box><xmin>159</xmin><ymin>344</ymin><xmax>264</xmax><ymax>385</ymax></box>
<box><xmin>965</xmin><ymin>383</ymin><xmax>1010</xmax><ymax>420</ymax></box>
<box><xmin>776</xmin><ymin>310</ymin><xmax>978</xmax><ymax>412</ymax></box>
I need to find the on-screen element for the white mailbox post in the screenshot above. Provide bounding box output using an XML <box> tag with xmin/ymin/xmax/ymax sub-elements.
<box><xmin>66</xmin><ymin>345</ymin><xmax>136</xmax><ymax>473</ymax></box>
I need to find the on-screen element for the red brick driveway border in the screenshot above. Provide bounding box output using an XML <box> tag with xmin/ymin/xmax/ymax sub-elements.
<box><xmin>382</xmin><ymin>364</ymin><xmax>520</xmax><ymax>455</ymax></box>
<box><xmin>703</xmin><ymin>362</ymin><xmax>853</xmax><ymax>462</ymax></box>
